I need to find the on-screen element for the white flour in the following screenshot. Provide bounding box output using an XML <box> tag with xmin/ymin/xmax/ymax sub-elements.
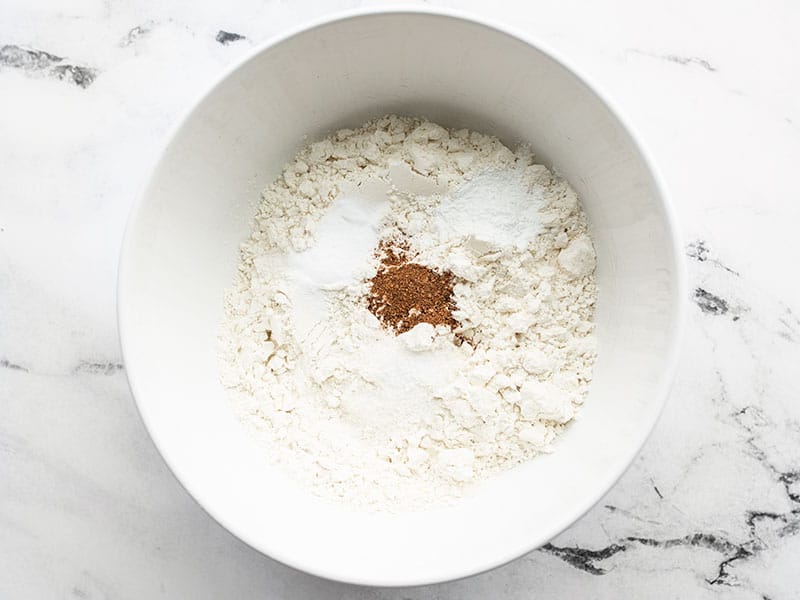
<box><xmin>219</xmin><ymin>116</ymin><xmax>597</xmax><ymax>510</ymax></box>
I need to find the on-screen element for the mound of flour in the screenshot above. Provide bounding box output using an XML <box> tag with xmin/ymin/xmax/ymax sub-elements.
<box><xmin>219</xmin><ymin>116</ymin><xmax>597</xmax><ymax>510</ymax></box>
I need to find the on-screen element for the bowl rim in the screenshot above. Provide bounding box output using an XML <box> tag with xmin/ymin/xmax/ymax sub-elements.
<box><xmin>117</xmin><ymin>5</ymin><xmax>687</xmax><ymax>587</ymax></box>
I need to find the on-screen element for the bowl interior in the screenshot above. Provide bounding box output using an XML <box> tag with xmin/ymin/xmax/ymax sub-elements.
<box><xmin>119</xmin><ymin>12</ymin><xmax>683</xmax><ymax>586</ymax></box>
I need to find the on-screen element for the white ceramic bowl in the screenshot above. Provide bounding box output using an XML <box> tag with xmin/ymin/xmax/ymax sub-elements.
<box><xmin>118</xmin><ymin>9</ymin><xmax>685</xmax><ymax>587</ymax></box>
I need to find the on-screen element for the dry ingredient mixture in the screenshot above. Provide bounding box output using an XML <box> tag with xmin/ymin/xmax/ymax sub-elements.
<box><xmin>219</xmin><ymin>115</ymin><xmax>598</xmax><ymax>510</ymax></box>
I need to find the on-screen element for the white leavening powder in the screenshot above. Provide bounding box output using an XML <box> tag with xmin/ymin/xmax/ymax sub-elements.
<box><xmin>219</xmin><ymin>116</ymin><xmax>597</xmax><ymax>510</ymax></box>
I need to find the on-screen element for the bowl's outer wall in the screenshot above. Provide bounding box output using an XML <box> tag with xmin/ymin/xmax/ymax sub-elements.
<box><xmin>119</xmin><ymin>11</ymin><xmax>685</xmax><ymax>586</ymax></box>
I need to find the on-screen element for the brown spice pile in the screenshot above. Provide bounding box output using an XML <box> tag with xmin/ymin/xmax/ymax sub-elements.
<box><xmin>367</xmin><ymin>243</ymin><xmax>459</xmax><ymax>334</ymax></box>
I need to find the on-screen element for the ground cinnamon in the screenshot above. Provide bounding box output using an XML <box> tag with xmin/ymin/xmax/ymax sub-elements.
<box><xmin>367</xmin><ymin>244</ymin><xmax>458</xmax><ymax>334</ymax></box>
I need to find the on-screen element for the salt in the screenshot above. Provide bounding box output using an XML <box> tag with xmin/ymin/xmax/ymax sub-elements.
<box><xmin>435</xmin><ymin>167</ymin><xmax>543</xmax><ymax>249</ymax></box>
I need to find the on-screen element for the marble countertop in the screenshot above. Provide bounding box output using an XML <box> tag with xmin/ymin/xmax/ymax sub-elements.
<box><xmin>2</xmin><ymin>1</ymin><xmax>799</xmax><ymax>598</ymax></box>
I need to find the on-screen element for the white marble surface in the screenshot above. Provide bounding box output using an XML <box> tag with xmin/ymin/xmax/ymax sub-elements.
<box><xmin>2</xmin><ymin>0</ymin><xmax>799</xmax><ymax>597</ymax></box>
